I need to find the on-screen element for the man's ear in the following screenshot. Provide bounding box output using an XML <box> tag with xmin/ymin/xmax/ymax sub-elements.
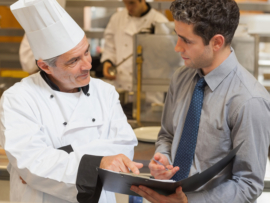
<box><xmin>37</xmin><ymin>60</ymin><xmax>52</xmax><ymax>74</ymax></box>
<box><xmin>210</xmin><ymin>34</ymin><xmax>225</xmax><ymax>52</ymax></box>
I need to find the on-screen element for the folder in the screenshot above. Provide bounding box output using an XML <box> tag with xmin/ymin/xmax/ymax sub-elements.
<box><xmin>98</xmin><ymin>141</ymin><xmax>243</xmax><ymax>196</ymax></box>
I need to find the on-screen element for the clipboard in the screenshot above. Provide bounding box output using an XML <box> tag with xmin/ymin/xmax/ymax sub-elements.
<box><xmin>98</xmin><ymin>141</ymin><xmax>244</xmax><ymax>196</ymax></box>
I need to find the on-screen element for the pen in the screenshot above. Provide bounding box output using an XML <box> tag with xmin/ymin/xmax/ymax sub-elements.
<box><xmin>152</xmin><ymin>159</ymin><xmax>169</xmax><ymax>171</ymax></box>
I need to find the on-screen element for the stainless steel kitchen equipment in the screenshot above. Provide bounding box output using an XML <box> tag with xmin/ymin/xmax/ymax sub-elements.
<box><xmin>132</xmin><ymin>22</ymin><xmax>182</xmax><ymax>123</ymax></box>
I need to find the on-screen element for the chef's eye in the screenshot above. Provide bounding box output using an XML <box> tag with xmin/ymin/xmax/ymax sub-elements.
<box><xmin>71</xmin><ymin>59</ymin><xmax>78</xmax><ymax>64</ymax></box>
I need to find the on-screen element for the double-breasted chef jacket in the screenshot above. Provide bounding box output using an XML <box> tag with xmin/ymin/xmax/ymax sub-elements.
<box><xmin>0</xmin><ymin>71</ymin><xmax>138</xmax><ymax>203</ymax></box>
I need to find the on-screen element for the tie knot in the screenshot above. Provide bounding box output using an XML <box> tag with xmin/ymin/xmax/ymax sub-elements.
<box><xmin>196</xmin><ymin>77</ymin><xmax>206</xmax><ymax>89</ymax></box>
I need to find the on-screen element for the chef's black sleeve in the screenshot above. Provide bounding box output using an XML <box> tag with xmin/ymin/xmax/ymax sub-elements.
<box><xmin>76</xmin><ymin>155</ymin><xmax>104</xmax><ymax>203</ymax></box>
<box><xmin>57</xmin><ymin>146</ymin><xmax>103</xmax><ymax>203</ymax></box>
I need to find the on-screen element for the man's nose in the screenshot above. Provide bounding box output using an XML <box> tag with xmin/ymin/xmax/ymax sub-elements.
<box><xmin>175</xmin><ymin>38</ymin><xmax>184</xmax><ymax>53</ymax></box>
<box><xmin>81</xmin><ymin>55</ymin><xmax>92</xmax><ymax>70</ymax></box>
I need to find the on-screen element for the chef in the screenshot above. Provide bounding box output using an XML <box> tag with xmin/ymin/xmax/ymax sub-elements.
<box><xmin>97</xmin><ymin>0</ymin><xmax>168</xmax><ymax>104</ymax></box>
<box><xmin>0</xmin><ymin>0</ymin><xmax>142</xmax><ymax>203</ymax></box>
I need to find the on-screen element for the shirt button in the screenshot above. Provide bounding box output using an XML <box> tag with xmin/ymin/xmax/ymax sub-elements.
<box><xmin>50</xmin><ymin>95</ymin><xmax>54</xmax><ymax>98</ymax></box>
<box><xmin>92</xmin><ymin>118</ymin><xmax>95</xmax><ymax>122</ymax></box>
<box><xmin>63</xmin><ymin>122</ymin><xmax>67</xmax><ymax>126</ymax></box>
<box><xmin>86</xmin><ymin>93</ymin><xmax>90</xmax><ymax>97</ymax></box>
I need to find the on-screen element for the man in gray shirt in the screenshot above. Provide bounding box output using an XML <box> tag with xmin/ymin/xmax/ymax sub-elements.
<box><xmin>131</xmin><ymin>0</ymin><xmax>270</xmax><ymax>202</ymax></box>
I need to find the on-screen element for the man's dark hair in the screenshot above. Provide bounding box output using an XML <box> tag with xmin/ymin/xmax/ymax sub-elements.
<box><xmin>170</xmin><ymin>0</ymin><xmax>240</xmax><ymax>46</ymax></box>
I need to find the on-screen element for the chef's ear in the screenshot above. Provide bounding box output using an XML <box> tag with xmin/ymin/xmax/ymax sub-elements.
<box><xmin>37</xmin><ymin>59</ymin><xmax>53</xmax><ymax>74</ymax></box>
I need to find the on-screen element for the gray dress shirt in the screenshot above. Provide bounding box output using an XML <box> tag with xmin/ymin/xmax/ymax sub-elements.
<box><xmin>156</xmin><ymin>49</ymin><xmax>270</xmax><ymax>203</ymax></box>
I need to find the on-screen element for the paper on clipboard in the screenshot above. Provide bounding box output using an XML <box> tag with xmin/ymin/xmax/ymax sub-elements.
<box><xmin>98</xmin><ymin>141</ymin><xmax>244</xmax><ymax>196</ymax></box>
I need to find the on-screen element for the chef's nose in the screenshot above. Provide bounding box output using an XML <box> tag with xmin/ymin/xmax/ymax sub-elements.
<box><xmin>81</xmin><ymin>55</ymin><xmax>92</xmax><ymax>70</ymax></box>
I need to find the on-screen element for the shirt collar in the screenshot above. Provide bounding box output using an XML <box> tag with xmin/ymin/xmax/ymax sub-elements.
<box><xmin>40</xmin><ymin>71</ymin><xmax>89</xmax><ymax>95</ymax></box>
<box><xmin>196</xmin><ymin>48</ymin><xmax>238</xmax><ymax>92</ymax></box>
<box><xmin>140</xmin><ymin>3</ymin><xmax>151</xmax><ymax>17</ymax></box>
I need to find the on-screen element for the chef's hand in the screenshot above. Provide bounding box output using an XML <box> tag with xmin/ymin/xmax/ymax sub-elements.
<box><xmin>130</xmin><ymin>185</ymin><xmax>188</xmax><ymax>203</ymax></box>
<box><xmin>19</xmin><ymin>176</ymin><xmax>26</xmax><ymax>184</ymax></box>
<box><xmin>100</xmin><ymin>154</ymin><xmax>143</xmax><ymax>174</ymax></box>
<box><xmin>103</xmin><ymin>61</ymin><xmax>116</xmax><ymax>80</ymax></box>
<box><xmin>149</xmin><ymin>153</ymin><xmax>179</xmax><ymax>180</ymax></box>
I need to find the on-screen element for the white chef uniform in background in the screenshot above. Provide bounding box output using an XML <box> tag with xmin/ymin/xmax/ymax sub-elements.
<box><xmin>101</xmin><ymin>4</ymin><xmax>168</xmax><ymax>103</ymax></box>
<box><xmin>0</xmin><ymin>0</ymin><xmax>138</xmax><ymax>202</ymax></box>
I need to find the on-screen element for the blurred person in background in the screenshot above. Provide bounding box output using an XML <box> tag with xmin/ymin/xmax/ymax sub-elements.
<box><xmin>97</xmin><ymin>0</ymin><xmax>168</xmax><ymax>104</ymax></box>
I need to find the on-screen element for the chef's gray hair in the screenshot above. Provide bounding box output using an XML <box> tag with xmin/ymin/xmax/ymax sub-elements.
<box><xmin>43</xmin><ymin>55</ymin><xmax>59</xmax><ymax>68</ymax></box>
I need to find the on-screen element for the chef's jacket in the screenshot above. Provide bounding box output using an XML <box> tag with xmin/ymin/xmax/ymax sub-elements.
<box><xmin>0</xmin><ymin>72</ymin><xmax>138</xmax><ymax>203</ymax></box>
<box><xmin>100</xmin><ymin>5</ymin><xmax>168</xmax><ymax>92</ymax></box>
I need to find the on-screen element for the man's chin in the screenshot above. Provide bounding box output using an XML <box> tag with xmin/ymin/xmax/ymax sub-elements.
<box><xmin>78</xmin><ymin>76</ymin><xmax>90</xmax><ymax>87</ymax></box>
<box><xmin>185</xmin><ymin>64</ymin><xmax>200</xmax><ymax>70</ymax></box>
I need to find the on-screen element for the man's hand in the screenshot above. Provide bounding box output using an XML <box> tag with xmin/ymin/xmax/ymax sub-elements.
<box><xmin>103</xmin><ymin>62</ymin><xmax>116</xmax><ymax>80</ymax></box>
<box><xmin>149</xmin><ymin>153</ymin><xmax>179</xmax><ymax>180</ymax></box>
<box><xmin>130</xmin><ymin>185</ymin><xmax>188</xmax><ymax>203</ymax></box>
<box><xmin>19</xmin><ymin>176</ymin><xmax>26</xmax><ymax>184</ymax></box>
<box><xmin>100</xmin><ymin>154</ymin><xmax>143</xmax><ymax>174</ymax></box>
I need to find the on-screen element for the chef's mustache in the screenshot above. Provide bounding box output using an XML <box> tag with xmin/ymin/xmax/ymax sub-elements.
<box><xmin>79</xmin><ymin>71</ymin><xmax>89</xmax><ymax>76</ymax></box>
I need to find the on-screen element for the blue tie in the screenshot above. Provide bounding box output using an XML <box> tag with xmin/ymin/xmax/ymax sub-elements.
<box><xmin>172</xmin><ymin>77</ymin><xmax>206</xmax><ymax>181</ymax></box>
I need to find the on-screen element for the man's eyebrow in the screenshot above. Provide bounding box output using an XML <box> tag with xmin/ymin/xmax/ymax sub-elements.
<box><xmin>65</xmin><ymin>44</ymin><xmax>90</xmax><ymax>65</ymax></box>
<box><xmin>86</xmin><ymin>44</ymin><xmax>90</xmax><ymax>52</ymax></box>
<box><xmin>174</xmin><ymin>29</ymin><xmax>191</xmax><ymax>42</ymax></box>
<box><xmin>65</xmin><ymin>56</ymin><xmax>79</xmax><ymax>65</ymax></box>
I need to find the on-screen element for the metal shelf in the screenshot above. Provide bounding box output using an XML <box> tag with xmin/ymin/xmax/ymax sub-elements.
<box><xmin>66</xmin><ymin>0</ymin><xmax>171</xmax><ymax>9</ymax></box>
<box><xmin>0</xmin><ymin>0</ymin><xmax>15</xmax><ymax>6</ymax></box>
<box><xmin>0</xmin><ymin>0</ymin><xmax>171</xmax><ymax>9</ymax></box>
<box><xmin>0</xmin><ymin>28</ymin><xmax>104</xmax><ymax>38</ymax></box>
<box><xmin>238</xmin><ymin>2</ymin><xmax>270</xmax><ymax>12</ymax></box>
<box><xmin>1</xmin><ymin>1</ymin><xmax>270</xmax><ymax>12</ymax></box>
<box><xmin>0</xmin><ymin>28</ymin><xmax>24</xmax><ymax>36</ymax></box>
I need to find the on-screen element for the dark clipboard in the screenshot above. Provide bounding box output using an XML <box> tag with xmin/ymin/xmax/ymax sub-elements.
<box><xmin>98</xmin><ymin>141</ymin><xmax>244</xmax><ymax>196</ymax></box>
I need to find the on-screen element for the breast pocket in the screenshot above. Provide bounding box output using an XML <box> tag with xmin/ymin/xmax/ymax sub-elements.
<box><xmin>62</xmin><ymin>121</ymin><xmax>104</xmax><ymax>148</ymax></box>
<box><xmin>196</xmin><ymin>122</ymin><xmax>232</xmax><ymax>165</ymax></box>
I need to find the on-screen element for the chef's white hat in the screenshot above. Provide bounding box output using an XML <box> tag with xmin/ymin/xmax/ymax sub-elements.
<box><xmin>10</xmin><ymin>0</ymin><xmax>85</xmax><ymax>60</ymax></box>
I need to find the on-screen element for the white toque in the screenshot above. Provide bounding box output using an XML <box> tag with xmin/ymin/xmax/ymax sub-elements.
<box><xmin>10</xmin><ymin>0</ymin><xmax>84</xmax><ymax>60</ymax></box>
